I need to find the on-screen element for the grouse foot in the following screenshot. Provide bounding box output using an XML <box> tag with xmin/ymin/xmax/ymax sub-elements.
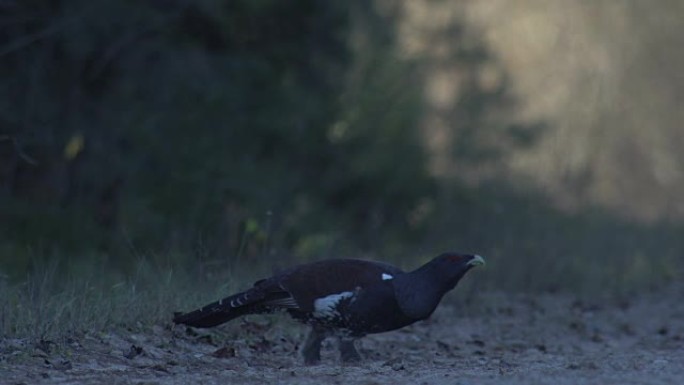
<box><xmin>301</xmin><ymin>328</ymin><xmax>325</xmax><ymax>365</ymax></box>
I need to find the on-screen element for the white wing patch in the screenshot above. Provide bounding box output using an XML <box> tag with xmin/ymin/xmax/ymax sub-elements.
<box><xmin>381</xmin><ymin>273</ymin><xmax>394</xmax><ymax>280</ymax></box>
<box><xmin>313</xmin><ymin>291</ymin><xmax>354</xmax><ymax>319</ymax></box>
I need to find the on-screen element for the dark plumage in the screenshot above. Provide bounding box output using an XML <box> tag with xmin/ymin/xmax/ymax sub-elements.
<box><xmin>173</xmin><ymin>252</ymin><xmax>485</xmax><ymax>364</ymax></box>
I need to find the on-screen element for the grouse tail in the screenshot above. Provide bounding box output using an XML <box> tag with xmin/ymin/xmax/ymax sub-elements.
<box><xmin>173</xmin><ymin>289</ymin><xmax>261</xmax><ymax>328</ymax></box>
<box><xmin>173</xmin><ymin>284</ymin><xmax>294</xmax><ymax>328</ymax></box>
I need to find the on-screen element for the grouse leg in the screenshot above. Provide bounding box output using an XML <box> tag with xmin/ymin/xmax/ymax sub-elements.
<box><xmin>301</xmin><ymin>328</ymin><xmax>326</xmax><ymax>365</ymax></box>
<box><xmin>338</xmin><ymin>338</ymin><xmax>362</xmax><ymax>363</ymax></box>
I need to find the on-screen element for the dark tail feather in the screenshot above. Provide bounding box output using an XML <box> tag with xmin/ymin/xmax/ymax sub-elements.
<box><xmin>173</xmin><ymin>290</ymin><xmax>261</xmax><ymax>328</ymax></box>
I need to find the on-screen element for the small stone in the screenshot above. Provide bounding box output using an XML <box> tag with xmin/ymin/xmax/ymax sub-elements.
<box><xmin>652</xmin><ymin>359</ymin><xmax>668</xmax><ymax>367</ymax></box>
<box><xmin>124</xmin><ymin>345</ymin><xmax>144</xmax><ymax>359</ymax></box>
<box><xmin>211</xmin><ymin>346</ymin><xmax>236</xmax><ymax>358</ymax></box>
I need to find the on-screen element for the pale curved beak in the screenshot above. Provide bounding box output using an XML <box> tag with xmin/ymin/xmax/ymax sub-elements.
<box><xmin>467</xmin><ymin>254</ymin><xmax>485</xmax><ymax>267</ymax></box>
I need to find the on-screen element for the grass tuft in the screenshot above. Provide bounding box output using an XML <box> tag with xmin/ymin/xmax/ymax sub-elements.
<box><xmin>0</xmin><ymin>257</ymin><xmax>258</xmax><ymax>341</ymax></box>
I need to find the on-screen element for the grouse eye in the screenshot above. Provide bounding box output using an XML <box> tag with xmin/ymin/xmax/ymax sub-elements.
<box><xmin>446</xmin><ymin>254</ymin><xmax>465</xmax><ymax>262</ymax></box>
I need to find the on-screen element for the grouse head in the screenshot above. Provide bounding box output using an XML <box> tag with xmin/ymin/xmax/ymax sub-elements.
<box><xmin>393</xmin><ymin>252</ymin><xmax>485</xmax><ymax>320</ymax></box>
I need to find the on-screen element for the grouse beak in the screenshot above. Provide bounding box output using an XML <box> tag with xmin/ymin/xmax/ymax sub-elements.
<box><xmin>467</xmin><ymin>254</ymin><xmax>485</xmax><ymax>267</ymax></box>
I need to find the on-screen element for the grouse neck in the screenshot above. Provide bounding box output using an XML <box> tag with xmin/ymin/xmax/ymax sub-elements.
<box><xmin>392</xmin><ymin>262</ymin><xmax>458</xmax><ymax>320</ymax></box>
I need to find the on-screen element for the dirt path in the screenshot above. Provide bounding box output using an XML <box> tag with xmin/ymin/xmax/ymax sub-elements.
<box><xmin>2</xmin><ymin>289</ymin><xmax>683</xmax><ymax>384</ymax></box>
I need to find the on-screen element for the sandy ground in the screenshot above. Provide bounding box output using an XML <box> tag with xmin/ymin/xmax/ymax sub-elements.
<box><xmin>2</xmin><ymin>287</ymin><xmax>683</xmax><ymax>385</ymax></box>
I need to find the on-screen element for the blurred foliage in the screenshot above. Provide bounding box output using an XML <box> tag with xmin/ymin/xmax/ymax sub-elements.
<box><xmin>0</xmin><ymin>0</ymin><xmax>432</xmax><ymax>273</ymax></box>
<box><xmin>0</xmin><ymin>0</ymin><xmax>680</xmax><ymax>299</ymax></box>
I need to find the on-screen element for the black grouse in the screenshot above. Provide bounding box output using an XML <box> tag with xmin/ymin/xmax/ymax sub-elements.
<box><xmin>173</xmin><ymin>252</ymin><xmax>485</xmax><ymax>364</ymax></box>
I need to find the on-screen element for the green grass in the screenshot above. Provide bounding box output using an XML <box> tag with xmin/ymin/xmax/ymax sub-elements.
<box><xmin>2</xmin><ymin>183</ymin><xmax>682</xmax><ymax>341</ymax></box>
<box><xmin>0</xmin><ymin>256</ymin><xmax>259</xmax><ymax>341</ymax></box>
<box><xmin>423</xmin><ymin>182</ymin><xmax>683</xmax><ymax>297</ymax></box>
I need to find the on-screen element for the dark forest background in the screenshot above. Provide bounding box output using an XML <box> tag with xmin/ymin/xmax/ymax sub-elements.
<box><xmin>1</xmin><ymin>0</ymin><xmax>683</xmax><ymax>331</ymax></box>
<box><xmin>1</xmin><ymin>1</ymin><xmax>432</xmax><ymax>269</ymax></box>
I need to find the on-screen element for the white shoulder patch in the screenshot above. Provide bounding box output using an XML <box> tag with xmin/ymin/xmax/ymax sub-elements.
<box><xmin>313</xmin><ymin>291</ymin><xmax>354</xmax><ymax>318</ymax></box>
<box><xmin>381</xmin><ymin>273</ymin><xmax>394</xmax><ymax>280</ymax></box>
